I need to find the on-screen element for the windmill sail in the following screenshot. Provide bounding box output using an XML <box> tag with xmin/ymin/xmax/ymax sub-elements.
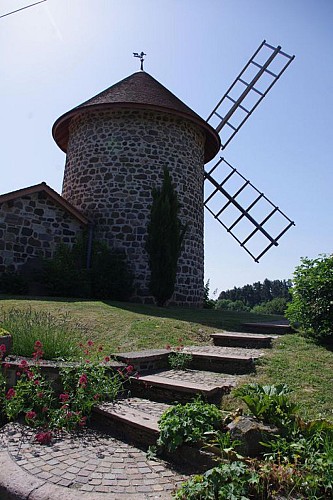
<box><xmin>204</xmin><ymin>158</ymin><xmax>295</xmax><ymax>262</ymax></box>
<box><xmin>206</xmin><ymin>40</ymin><xmax>295</xmax><ymax>150</ymax></box>
<box><xmin>205</xmin><ymin>41</ymin><xmax>295</xmax><ymax>262</ymax></box>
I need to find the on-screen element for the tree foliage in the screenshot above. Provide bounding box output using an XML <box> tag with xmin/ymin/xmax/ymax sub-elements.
<box><xmin>218</xmin><ymin>279</ymin><xmax>292</xmax><ymax>309</ymax></box>
<box><xmin>286</xmin><ymin>254</ymin><xmax>333</xmax><ymax>341</ymax></box>
<box><xmin>146</xmin><ymin>167</ymin><xmax>186</xmax><ymax>306</ymax></box>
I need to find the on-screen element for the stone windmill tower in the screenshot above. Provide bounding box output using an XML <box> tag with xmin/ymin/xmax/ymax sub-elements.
<box><xmin>52</xmin><ymin>67</ymin><xmax>220</xmax><ymax>307</ymax></box>
<box><xmin>52</xmin><ymin>41</ymin><xmax>294</xmax><ymax>307</ymax></box>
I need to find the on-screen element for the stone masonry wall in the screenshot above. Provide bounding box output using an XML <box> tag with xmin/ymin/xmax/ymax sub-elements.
<box><xmin>62</xmin><ymin>108</ymin><xmax>205</xmax><ymax>307</ymax></box>
<box><xmin>0</xmin><ymin>192</ymin><xmax>85</xmax><ymax>274</ymax></box>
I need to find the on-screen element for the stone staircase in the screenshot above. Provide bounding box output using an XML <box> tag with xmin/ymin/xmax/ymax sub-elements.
<box><xmin>92</xmin><ymin>329</ymin><xmax>278</xmax><ymax>451</ymax></box>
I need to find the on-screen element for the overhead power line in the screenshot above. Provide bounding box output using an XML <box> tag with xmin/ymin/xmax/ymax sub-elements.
<box><xmin>0</xmin><ymin>0</ymin><xmax>47</xmax><ymax>19</ymax></box>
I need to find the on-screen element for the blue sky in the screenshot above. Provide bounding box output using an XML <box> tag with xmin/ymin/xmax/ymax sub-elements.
<box><xmin>1</xmin><ymin>0</ymin><xmax>332</xmax><ymax>295</ymax></box>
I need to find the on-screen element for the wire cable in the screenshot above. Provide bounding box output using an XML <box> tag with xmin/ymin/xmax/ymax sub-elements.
<box><xmin>0</xmin><ymin>0</ymin><xmax>47</xmax><ymax>19</ymax></box>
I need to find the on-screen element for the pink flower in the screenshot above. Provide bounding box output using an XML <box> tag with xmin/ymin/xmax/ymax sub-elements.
<box><xmin>59</xmin><ymin>393</ymin><xmax>69</xmax><ymax>402</ymax></box>
<box><xmin>78</xmin><ymin>373</ymin><xmax>87</xmax><ymax>387</ymax></box>
<box><xmin>126</xmin><ymin>365</ymin><xmax>134</xmax><ymax>373</ymax></box>
<box><xmin>6</xmin><ymin>388</ymin><xmax>15</xmax><ymax>399</ymax></box>
<box><xmin>0</xmin><ymin>344</ymin><xmax>6</xmax><ymax>353</ymax></box>
<box><xmin>19</xmin><ymin>359</ymin><xmax>28</xmax><ymax>369</ymax></box>
<box><xmin>79</xmin><ymin>416</ymin><xmax>87</xmax><ymax>427</ymax></box>
<box><xmin>26</xmin><ymin>410</ymin><xmax>37</xmax><ymax>420</ymax></box>
<box><xmin>35</xmin><ymin>431</ymin><xmax>52</xmax><ymax>445</ymax></box>
<box><xmin>34</xmin><ymin>379</ymin><xmax>40</xmax><ymax>386</ymax></box>
<box><xmin>16</xmin><ymin>371</ymin><xmax>21</xmax><ymax>378</ymax></box>
<box><xmin>87</xmin><ymin>340</ymin><xmax>94</xmax><ymax>347</ymax></box>
<box><xmin>34</xmin><ymin>340</ymin><xmax>43</xmax><ymax>349</ymax></box>
<box><xmin>104</xmin><ymin>356</ymin><xmax>110</xmax><ymax>363</ymax></box>
<box><xmin>3</xmin><ymin>363</ymin><xmax>11</xmax><ymax>369</ymax></box>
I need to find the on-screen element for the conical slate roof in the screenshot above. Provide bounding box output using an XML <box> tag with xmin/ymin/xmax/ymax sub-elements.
<box><xmin>52</xmin><ymin>71</ymin><xmax>220</xmax><ymax>163</ymax></box>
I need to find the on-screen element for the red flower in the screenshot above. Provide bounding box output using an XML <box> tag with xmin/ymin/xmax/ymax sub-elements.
<box><xmin>59</xmin><ymin>393</ymin><xmax>69</xmax><ymax>402</ymax></box>
<box><xmin>79</xmin><ymin>416</ymin><xmax>87</xmax><ymax>427</ymax></box>
<box><xmin>19</xmin><ymin>359</ymin><xmax>28</xmax><ymax>369</ymax></box>
<box><xmin>78</xmin><ymin>373</ymin><xmax>88</xmax><ymax>387</ymax></box>
<box><xmin>0</xmin><ymin>344</ymin><xmax>6</xmax><ymax>353</ymax></box>
<box><xmin>26</xmin><ymin>410</ymin><xmax>37</xmax><ymax>420</ymax></box>
<box><xmin>34</xmin><ymin>379</ymin><xmax>40</xmax><ymax>386</ymax></box>
<box><xmin>34</xmin><ymin>340</ymin><xmax>43</xmax><ymax>349</ymax></box>
<box><xmin>35</xmin><ymin>431</ymin><xmax>52</xmax><ymax>445</ymax></box>
<box><xmin>6</xmin><ymin>388</ymin><xmax>15</xmax><ymax>399</ymax></box>
<box><xmin>16</xmin><ymin>371</ymin><xmax>21</xmax><ymax>377</ymax></box>
<box><xmin>37</xmin><ymin>392</ymin><xmax>44</xmax><ymax>398</ymax></box>
<box><xmin>3</xmin><ymin>363</ymin><xmax>11</xmax><ymax>369</ymax></box>
<box><xmin>87</xmin><ymin>340</ymin><xmax>94</xmax><ymax>347</ymax></box>
<box><xmin>126</xmin><ymin>365</ymin><xmax>134</xmax><ymax>373</ymax></box>
<box><xmin>104</xmin><ymin>356</ymin><xmax>110</xmax><ymax>363</ymax></box>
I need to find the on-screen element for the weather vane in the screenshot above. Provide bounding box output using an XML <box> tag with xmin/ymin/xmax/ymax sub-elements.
<box><xmin>133</xmin><ymin>51</ymin><xmax>146</xmax><ymax>71</ymax></box>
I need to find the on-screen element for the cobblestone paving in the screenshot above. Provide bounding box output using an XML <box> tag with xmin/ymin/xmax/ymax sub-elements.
<box><xmin>183</xmin><ymin>345</ymin><xmax>263</xmax><ymax>358</ymax></box>
<box><xmin>154</xmin><ymin>369</ymin><xmax>237</xmax><ymax>387</ymax></box>
<box><xmin>0</xmin><ymin>423</ymin><xmax>187</xmax><ymax>497</ymax></box>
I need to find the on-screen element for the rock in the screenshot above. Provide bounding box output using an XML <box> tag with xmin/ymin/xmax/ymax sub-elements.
<box><xmin>227</xmin><ymin>416</ymin><xmax>279</xmax><ymax>457</ymax></box>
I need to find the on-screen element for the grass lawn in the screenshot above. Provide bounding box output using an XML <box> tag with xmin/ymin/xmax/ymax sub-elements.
<box><xmin>0</xmin><ymin>295</ymin><xmax>332</xmax><ymax>420</ymax></box>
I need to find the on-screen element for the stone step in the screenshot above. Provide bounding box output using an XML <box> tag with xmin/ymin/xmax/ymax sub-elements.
<box><xmin>114</xmin><ymin>349</ymin><xmax>169</xmax><ymax>373</ymax></box>
<box><xmin>93</xmin><ymin>397</ymin><xmax>170</xmax><ymax>447</ymax></box>
<box><xmin>183</xmin><ymin>346</ymin><xmax>262</xmax><ymax>374</ymax></box>
<box><xmin>129</xmin><ymin>368</ymin><xmax>237</xmax><ymax>404</ymax></box>
<box><xmin>241</xmin><ymin>322</ymin><xmax>293</xmax><ymax>335</ymax></box>
<box><xmin>211</xmin><ymin>331</ymin><xmax>275</xmax><ymax>349</ymax></box>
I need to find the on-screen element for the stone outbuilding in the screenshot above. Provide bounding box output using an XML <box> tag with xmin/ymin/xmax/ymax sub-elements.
<box><xmin>0</xmin><ymin>183</ymin><xmax>88</xmax><ymax>276</ymax></box>
<box><xmin>1</xmin><ymin>71</ymin><xmax>220</xmax><ymax>306</ymax></box>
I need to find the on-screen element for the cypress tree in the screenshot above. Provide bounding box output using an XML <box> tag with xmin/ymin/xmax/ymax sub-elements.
<box><xmin>146</xmin><ymin>167</ymin><xmax>187</xmax><ymax>306</ymax></box>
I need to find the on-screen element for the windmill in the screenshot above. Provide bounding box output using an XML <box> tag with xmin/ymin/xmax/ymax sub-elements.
<box><xmin>203</xmin><ymin>40</ymin><xmax>295</xmax><ymax>262</ymax></box>
<box><xmin>52</xmin><ymin>39</ymin><xmax>295</xmax><ymax>306</ymax></box>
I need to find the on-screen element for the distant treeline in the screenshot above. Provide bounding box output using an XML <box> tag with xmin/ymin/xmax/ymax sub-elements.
<box><xmin>218</xmin><ymin>279</ymin><xmax>292</xmax><ymax>309</ymax></box>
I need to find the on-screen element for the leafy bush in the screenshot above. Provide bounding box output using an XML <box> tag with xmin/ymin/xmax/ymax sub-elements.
<box><xmin>90</xmin><ymin>243</ymin><xmax>133</xmax><ymax>300</ymax></box>
<box><xmin>43</xmin><ymin>238</ymin><xmax>134</xmax><ymax>301</ymax></box>
<box><xmin>0</xmin><ymin>270</ymin><xmax>29</xmax><ymax>295</ymax></box>
<box><xmin>0</xmin><ymin>307</ymin><xmax>82</xmax><ymax>360</ymax></box>
<box><xmin>252</xmin><ymin>297</ymin><xmax>289</xmax><ymax>315</ymax></box>
<box><xmin>2</xmin><ymin>340</ymin><xmax>125</xmax><ymax>438</ymax></box>
<box><xmin>157</xmin><ymin>398</ymin><xmax>221</xmax><ymax>452</ymax></box>
<box><xmin>215</xmin><ymin>299</ymin><xmax>249</xmax><ymax>312</ymax></box>
<box><xmin>234</xmin><ymin>383</ymin><xmax>298</xmax><ymax>429</ymax></box>
<box><xmin>175</xmin><ymin>461</ymin><xmax>259</xmax><ymax>500</ymax></box>
<box><xmin>286</xmin><ymin>254</ymin><xmax>333</xmax><ymax>341</ymax></box>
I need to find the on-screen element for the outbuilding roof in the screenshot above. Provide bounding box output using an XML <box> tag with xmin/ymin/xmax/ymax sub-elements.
<box><xmin>52</xmin><ymin>71</ymin><xmax>220</xmax><ymax>163</ymax></box>
<box><xmin>0</xmin><ymin>183</ymin><xmax>89</xmax><ymax>226</ymax></box>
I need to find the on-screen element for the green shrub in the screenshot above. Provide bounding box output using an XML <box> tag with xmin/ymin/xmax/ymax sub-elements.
<box><xmin>43</xmin><ymin>238</ymin><xmax>134</xmax><ymax>301</ymax></box>
<box><xmin>90</xmin><ymin>243</ymin><xmax>133</xmax><ymax>300</ymax></box>
<box><xmin>0</xmin><ymin>307</ymin><xmax>82</xmax><ymax>360</ymax></box>
<box><xmin>215</xmin><ymin>299</ymin><xmax>249</xmax><ymax>312</ymax></box>
<box><xmin>175</xmin><ymin>461</ymin><xmax>258</xmax><ymax>500</ymax></box>
<box><xmin>234</xmin><ymin>383</ymin><xmax>298</xmax><ymax>429</ymax></box>
<box><xmin>0</xmin><ymin>270</ymin><xmax>29</xmax><ymax>295</ymax></box>
<box><xmin>286</xmin><ymin>254</ymin><xmax>333</xmax><ymax>341</ymax></box>
<box><xmin>252</xmin><ymin>297</ymin><xmax>289</xmax><ymax>315</ymax></box>
<box><xmin>157</xmin><ymin>398</ymin><xmax>221</xmax><ymax>452</ymax></box>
